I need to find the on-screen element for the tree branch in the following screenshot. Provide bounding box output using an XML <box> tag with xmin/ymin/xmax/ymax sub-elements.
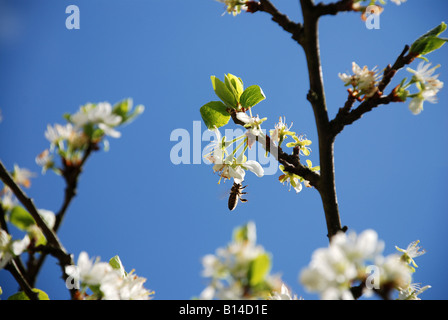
<box><xmin>314</xmin><ymin>0</ymin><xmax>355</xmax><ymax>17</ymax></box>
<box><xmin>247</xmin><ymin>0</ymin><xmax>303</xmax><ymax>43</ymax></box>
<box><xmin>228</xmin><ymin>110</ymin><xmax>321</xmax><ymax>189</ymax></box>
<box><xmin>0</xmin><ymin>160</ymin><xmax>78</xmax><ymax>299</ymax></box>
<box><xmin>26</xmin><ymin>142</ymin><xmax>96</xmax><ymax>287</ymax></box>
<box><xmin>330</xmin><ymin>45</ymin><xmax>417</xmax><ymax>136</ymax></box>
<box><xmin>5</xmin><ymin>259</ymin><xmax>39</xmax><ymax>300</ymax></box>
<box><xmin>299</xmin><ymin>0</ymin><xmax>344</xmax><ymax>240</ymax></box>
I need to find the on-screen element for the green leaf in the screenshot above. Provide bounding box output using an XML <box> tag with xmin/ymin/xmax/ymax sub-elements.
<box><xmin>233</xmin><ymin>224</ymin><xmax>250</xmax><ymax>243</ymax></box>
<box><xmin>211</xmin><ymin>76</ymin><xmax>238</xmax><ymax>109</ymax></box>
<box><xmin>417</xmin><ymin>21</ymin><xmax>446</xmax><ymax>39</ymax></box>
<box><xmin>109</xmin><ymin>255</ymin><xmax>127</xmax><ymax>277</ymax></box>
<box><xmin>112</xmin><ymin>98</ymin><xmax>144</xmax><ymax>125</ymax></box>
<box><xmin>410</xmin><ymin>36</ymin><xmax>448</xmax><ymax>56</ymax></box>
<box><xmin>200</xmin><ymin>101</ymin><xmax>231</xmax><ymax>129</ymax></box>
<box><xmin>410</xmin><ymin>22</ymin><xmax>447</xmax><ymax>55</ymax></box>
<box><xmin>9</xmin><ymin>206</ymin><xmax>35</xmax><ymax>231</ymax></box>
<box><xmin>240</xmin><ymin>85</ymin><xmax>266</xmax><ymax>109</ymax></box>
<box><xmin>8</xmin><ymin>289</ymin><xmax>50</xmax><ymax>300</ymax></box>
<box><xmin>248</xmin><ymin>253</ymin><xmax>271</xmax><ymax>287</ymax></box>
<box><xmin>225</xmin><ymin>74</ymin><xmax>244</xmax><ymax>100</ymax></box>
<box><xmin>112</xmin><ymin>98</ymin><xmax>132</xmax><ymax>119</ymax></box>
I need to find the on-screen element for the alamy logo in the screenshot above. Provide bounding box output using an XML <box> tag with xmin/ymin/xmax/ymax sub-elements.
<box><xmin>169</xmin><ymin>121</ymin><xmax>279</xmax><ymax>176</ymax></box>
<box><xmin>365</xmin><ymin>5</ymin><xmax>381</xmax><ymax>30</ymax></box>
<box><xmin>66</xmin><ymin>5</ymin><xmax>80</xmax><ymax>30</ymax></box>
<box><xmin>365</xmin><ymin>265</ymin><xmax>380</xmax><ymax>290</ymax></box>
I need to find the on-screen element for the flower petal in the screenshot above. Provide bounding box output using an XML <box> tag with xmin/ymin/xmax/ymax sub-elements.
<box><xmin>244</xmin><ymin>160</ymin><xmax>264</xmax><ymax>177</ymax></box>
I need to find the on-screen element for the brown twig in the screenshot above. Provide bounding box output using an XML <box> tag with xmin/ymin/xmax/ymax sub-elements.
<box><xmin>0</xmin><ymin>160</ymin><xmax>78</xmax><ymax>299</ymax></box>
<box><xmin>5</xmin><ymin>259</ymin><xmax>39</xmax><ymax>300</ymax></box>
<box><xmin>247</xmin><ymin>0</ymin><xmax>303</xmax><ymax>43</ymax></box>
<box><xmin>314</xmin><ymin>0</ymin><xmax>355</xmax><ymax>17</ymax></box>
<box><xmin>26</xmin><ymin>142</ymin><xmax>96</xmax><ymax>287</ymax></box>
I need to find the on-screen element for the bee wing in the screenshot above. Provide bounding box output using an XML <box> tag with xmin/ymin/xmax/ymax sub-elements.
<box><xmin>218</xmin><ymin>183</ymin><xmax>232</xmax><ymax>200</ymax></box>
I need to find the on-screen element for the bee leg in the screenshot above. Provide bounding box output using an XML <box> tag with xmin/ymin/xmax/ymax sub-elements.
<box><xmin>240</xmin><ymin>198</ymin><xmax>248</xmax><ymax>203</ymax></box>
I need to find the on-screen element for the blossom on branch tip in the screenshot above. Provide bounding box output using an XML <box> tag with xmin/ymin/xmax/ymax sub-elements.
<box><xmin>407</xmin><ymin>61</ymin><xmax>444</xmax><ymax>91</ymax></box>
<box><xmin>302</xmin><ymin>160</ymin><xmax>320</xmax><ymax>188</ymax></box>
<box><xmin>45</xmin><ymin>123</ymin><xmax>77</xmax><ymax>150</ymax></box>
<box><xmin>213</xmin><ymin>153</ymin><xmax>264</xmax><ymax>184</ymax></box>
<box><xmin>204</xmin><ymin>127</ymin><xmax>263</xmax><ymax>184</ymax></box>
<box><xmin>12</xmin><ymin>164</ymin><xmax>35</xmax><ymax>189</ymax></box>
<box><xmin>285</xmin><ymin>135</ymin><xmax>312</xmax><ymax>156</ymax></box>
<box><xmin>375</xmin><ymin>254</ymin><xmax>412</xmax><ymax>291</ymax></box>
<box><xmin>203</xmin><ymin>127</ymin><xmax>227</xmax><ymax>165</ymax></box>
<box><xmin>216</xmin><ymin>0</ymin><xmax>248</xmax><ymax>16</ymax></box>
<box><xmin>35</xmin><ymin>149</ymin><xmax>55</xmax><ymax>174</ymax></box>
<box><xmin>339</xmin><ymin>62</ymin><xmax>381</xmax><ymax>98</ymax></box>
<box><xmin>278</xmin><ymin>165</ymin><xmax>303</xmax><ymax>193</ymax></box>
<box><xmin>408</xmin><ymin>88</ymin><xmax>439</xmax><ymax>115</ymax></box>
<box><xmin>398</xmin><ymin>283</ymin><xmax>431</xmax><ymax>300</ymax></box>
<box><xmin>396</xmin><ymin>240</ymin><xmax>426</xmax><ymax>270</ymax></box>
<box><xmin>236</xmin><ymin>112</ymin><xmax>267</xmax><ymax>137</ymax></box>
<box><xmin>270</xmin><ymin>117</ymin><xmax>295</xmax><ymax>147</ymax></box>
<box><xmin>65</xmin><ymin>251</ymin><xmax>153</xmax><ymax>300</ymax></box>
<box><xmin>0</xmin><ymin>229</ymin><xmax>30</xmax><ymax>269</ymax></box>
<box><xmin>71</xmin><ymin>102</ymin><xmax>122</xmax><ymax>138</ymax></box>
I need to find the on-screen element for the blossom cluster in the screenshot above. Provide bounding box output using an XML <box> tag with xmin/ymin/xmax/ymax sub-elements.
<box><xmin>36</xmin><ymin>99</ymin><xmax>144</xmax><ymax>174</ymax></box>
<box><xmin>339</xmin><ymin>62</ymin><xmax>381</xmax><ymax>98</ymax></box>
<box><xmin>403</xmin><ymin>61</ymin><xmax>444</xmax><ymax>115</ymax></box>
<box><xmin>202</xmin><ymin>74</ymin><xmax>320</xmax><ymax>197</ymax></box>
<box><xmin>65</xmin><ymin>251</ymin><xmax>153</xmax><ymax>300</ymax></box>
<box><xmin>204</xmin><ymin>126</ymin><xmax>264</xmax><ymax>185</ymax></box>
<box><xmin>216</xmin><ymin>0</ymin><xmax>248</xmax><ymax>16</ymax></box>
<box><xmin>199</xmin><ymin>221</ymin><xmax>299</xmax><ymax>300</ymax></box>
<box><xmin>352</xmin><ymin>0</ymin><xmax>407</xmax><ymax>12</ymax></box>
<box><xmin>299</xmin><ymin>229</ymin><xmax>430</xmax><ymax>300</ymax></box>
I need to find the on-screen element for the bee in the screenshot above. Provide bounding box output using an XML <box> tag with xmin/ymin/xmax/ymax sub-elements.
<box><xmin>228</xmin><ymin>182</ymin><xmax>248</xmax><ymax>211</ymax></box>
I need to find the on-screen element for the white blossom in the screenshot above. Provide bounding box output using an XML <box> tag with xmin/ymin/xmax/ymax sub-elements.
<box><xmin>339</xmin><ymin>62</ymin><xmax>381</xmax><ymax>98</ymax></box>
<box><xmin>71</xmin><ymin>102</ymin><xmax>122</xmax><ymax>138</ymax></box>
<box><xmin>269</xmin><ymin>283</ymin><xmax>301</xmax><ymax>300</ymax></box>
<box><xmin>65</xmin><ymin>251</ymin><xmax>153</xmax><ymax>300</ymax></box>
<box><xmin>375</xmin><ymin>254</ymin><xmax>412</xmax><ymax>290</ymax></box>
<box><xmin>200</xmin><ymin>222</ymin><xmax>281</xmax><ymax>300</ymax></box>
<box><xmin>408</xmin><ymin>89</ymin><xmax>438</xmax><ymax>115</ymax></box>
<box><xmin>216</xmin><ymin>0</ymin><xmax>248</xmax><ymax>16</ymax></box>
<box><xmin>398</xmin><ymin>283</ymin><xmax>431</xmax><ymax>300</ymax></box>
<box><xmin>395</xmin><ymin>240</ymin><xmax>426</xmax><ymax>269</ymax></box>
<box><xmin>407</xmin><ymin>61</ymin><xmax>444</xmax><ymax>91</ymax></box>
<box><xmin>299</xmin><ymin>229</ymin><xmax>424</xmax><ymax>300</ymax></box>
<box><xmin>12</xmin><ymin>164</ymin><xmax>35</xmax><ymax>188</ymax></box>
<box><xmin>65</xmin><ymin>251</ymin><xmax>113</xmax><ymax>287</ymax></box>
<box><xmin>45</xmin><ymin>123</ymin><xmax>76</xmax><ymax>148</ymax></box>
<box><xmin>0</xmin><ymin>229</ymin><xmax>30</xmax><ymax>269</ymax></box>
<box><xmin>35</xmin><ymin>149</ymin><xmax>54</xmax><ymax>174</ymax></box>
<box><xmin>300</xmin><ymin>245</ymin><xmax>357</xmax><ymax>300</ymax></box>
<box><xmin>332</xmin><ymin>229</ymin><xmax>384</xmax><ymax>264</ymax></box>
<box><xmin>236</xmin><ymin>112</ymin><xmax>267</xmax><ymax>137</ymax></box>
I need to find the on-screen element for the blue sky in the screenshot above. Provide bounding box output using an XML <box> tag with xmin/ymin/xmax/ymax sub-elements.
<box><xmin>0</xmin><ymin>0</ymin><xmax>447</xmax><ymax>300</ymax></box>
